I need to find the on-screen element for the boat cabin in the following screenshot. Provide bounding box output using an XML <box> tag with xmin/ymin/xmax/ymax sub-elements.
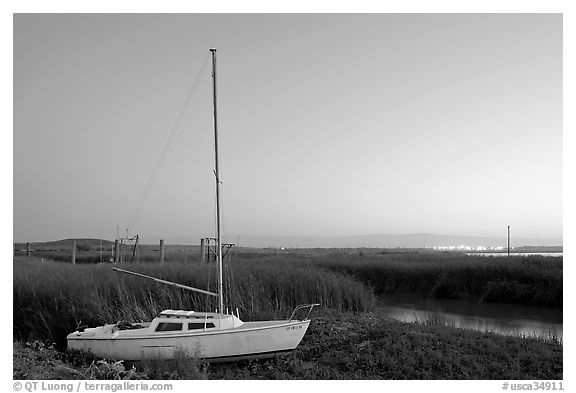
<box><xmin>150</xmin><ymin>309</ymin><xmax>244</xmax><ymax>332</ymax></box>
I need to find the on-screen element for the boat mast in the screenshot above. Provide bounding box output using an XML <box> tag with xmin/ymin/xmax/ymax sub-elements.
<box><xmin>210</xmin><ymin>48</ymin><xmax>224</xmax><ymax>315</ymax></box>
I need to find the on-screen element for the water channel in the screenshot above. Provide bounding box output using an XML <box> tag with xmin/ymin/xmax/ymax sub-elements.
<box><xmin>375</xmin><ymin>294</ymin><xmax>562</xmax><ymax>340</ymax></box>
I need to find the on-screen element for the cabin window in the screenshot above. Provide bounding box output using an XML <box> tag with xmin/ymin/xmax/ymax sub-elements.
<box><xmin>155</xmin><ymin>322</ymin><xmax>183</xmax><ymax>332</ymax></box>
<box><xmin>188</xmin><ymin>323</ymin><xmax>215</xmax><ymax>330</ymax></box>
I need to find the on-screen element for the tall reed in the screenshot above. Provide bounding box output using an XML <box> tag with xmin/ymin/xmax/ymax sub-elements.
<box><xmin>13</xmin><ymin>257</ymin><xmax>375</xmax><ymax>349</ymax></box>
<box><xmin>307</xmin><ymin>253</ymin><xmax>563</xmax><ymax>307</ymax></box>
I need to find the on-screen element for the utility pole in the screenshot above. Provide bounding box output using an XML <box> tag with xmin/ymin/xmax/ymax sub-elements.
<box><xmin>507</xmin><ymin>225</ymin><xmax>510</xmax><ymax>256</ymax></box>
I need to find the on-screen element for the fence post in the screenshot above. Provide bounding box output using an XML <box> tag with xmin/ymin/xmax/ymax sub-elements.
<box><xmin>114</xmin><ymin>239</ymin><xmax>120</xmax><ymax>264</ymax></box>
<box><xmin>71</xmin><ymin>241</ymin><xmax>76</xmax><ymax>265</ymax></box>
<box><xmin>160</xmin><ymin>239</ymin><xmax>165</xmax><ymax>264</ymax></box>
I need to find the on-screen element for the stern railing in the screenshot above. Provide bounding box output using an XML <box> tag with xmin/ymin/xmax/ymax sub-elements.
<box><xmin>288</xmin><ymin>303</ymin><xmax>320</xmax><ymax>322</ymax></box>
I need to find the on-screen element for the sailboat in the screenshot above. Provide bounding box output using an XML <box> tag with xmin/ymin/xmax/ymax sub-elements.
<box><xmin>66</xmin><ymin>49</ymin><xmax>319</xmax><ymax>361</ymax></box>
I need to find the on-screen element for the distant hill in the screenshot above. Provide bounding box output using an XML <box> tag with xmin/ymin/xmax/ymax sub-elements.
<box><xmin>14</xmin><ymin>238</ymin><xmax>114</xmax><ymax>251</ymax></box>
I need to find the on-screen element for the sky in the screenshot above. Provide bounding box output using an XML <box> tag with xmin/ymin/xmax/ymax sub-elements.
<box><xmin>13</xmin><ymin>13</ymin><xmax>563</xmax><ymax>243</ymax></box>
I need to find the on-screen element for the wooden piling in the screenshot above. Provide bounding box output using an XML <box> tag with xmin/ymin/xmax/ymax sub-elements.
<box><xmin>160</xmin><ymin>239</ymin><xmax>165</xmax><ymax>263</ymax></box>
<box><xmin>71</xmin><ymin>241</ymin><xmax>76</xmax><ymax>265</ymax></box>
<box><xmin>114</xmin><ymin>239</ymin><xmax>120</xmax><ymax>264</ymax></box>
<box><xmin>200</xmin><ymin>238</ymin><xmax>206</xmax><ymax>263</ymax></box>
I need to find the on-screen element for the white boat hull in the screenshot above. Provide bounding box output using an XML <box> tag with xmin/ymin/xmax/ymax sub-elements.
<box><xmin>67</xmin><ymin>319</ymin><xmax>311</xmax><ymax>361</ymax></box>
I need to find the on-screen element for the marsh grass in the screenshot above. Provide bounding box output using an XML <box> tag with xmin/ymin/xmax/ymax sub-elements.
<box><xmin>19</xmin><ymin>243</ymin><xmax>562</xmax><ymax>307</ymax></box>
<box><xmin>13</xmin><ymin>256</ymin><xmax>375</xmax><ymax>348</ymax></box>
<box><xmin>300</xmin><ymin>253</ymin><xmax>563</xmax><ymax>307</ymax></box>
<box><xmin>84</xmin><ymin>359</ymin><xmax>140</xmax><ymax>380</ymax></box>
<box><xmin>412</xmin><ymin>312</ymin><xmax>456</xmax><ymax>327</ymax></box>
<box><xmin>13</xmin><ymin>249</ymin><xmax>562</xmax><ymax>350</ymax></box>
<box><xmin>136</xmin><ymin>348</ymin><xmax>209</xmax><ymax>379</ymax></box>
<box><xmin>512</xmin><ymin>329</ymin><xmax>563</xmax><ymax>346</ymax></box>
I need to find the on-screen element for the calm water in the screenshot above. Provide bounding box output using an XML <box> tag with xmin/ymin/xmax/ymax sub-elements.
<box><xmin>375</xmin><ymin>294</ymin><xmax>562</xmax><ymax>340</ymax></box>
<box><xmin>466</xmin><ymin>252</ymin><xmax>563</xmax><ymax>257</ymax></box>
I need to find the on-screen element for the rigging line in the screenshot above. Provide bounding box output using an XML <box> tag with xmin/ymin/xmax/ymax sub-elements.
<box><xmin>126</xmin><ymin>52</ymin><xmax>211</xmax><ymax>233</ymax></box>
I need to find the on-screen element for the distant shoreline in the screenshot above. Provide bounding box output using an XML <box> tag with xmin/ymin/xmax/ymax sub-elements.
<box><xmin>13</xmin><ymin>238</ymin><xmax>563</xmax><ymax>252</ymax></box>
